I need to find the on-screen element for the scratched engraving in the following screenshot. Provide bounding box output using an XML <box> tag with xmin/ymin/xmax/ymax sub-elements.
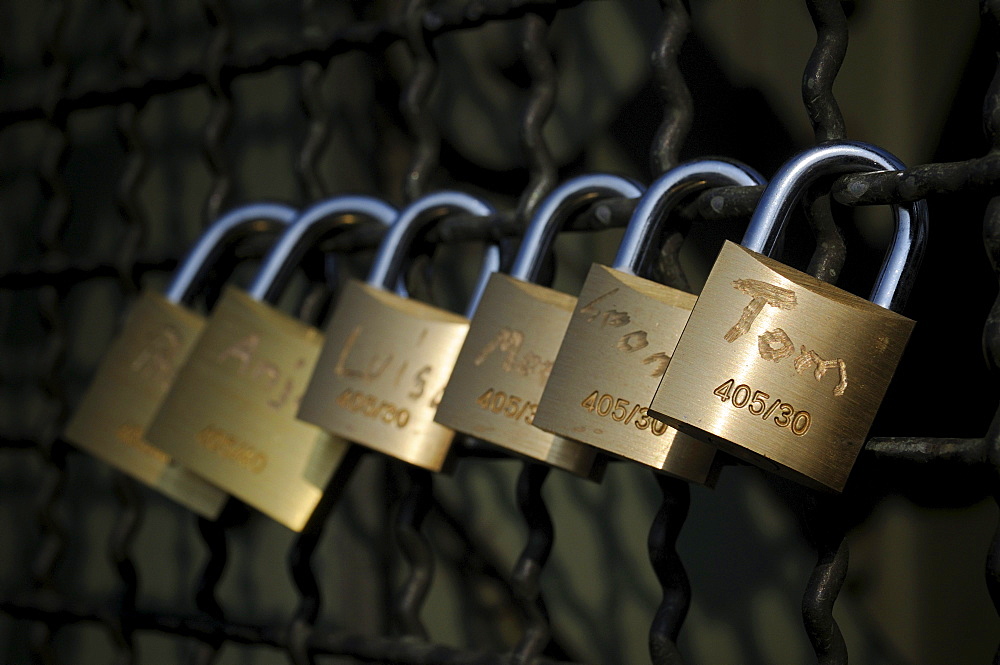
<box><xmin>473</xmin><ymin>327</ymin><xmax>553</xmax><ymax>383</ymax></box>
<box><xmin>758</xmin><ymin>328</ymin><xmax>795</xmax><ymax>362</ymax></box>
<box><xmin>216</xmin><ymin>333</ymin><xmax>306</xmax><ymax>410</ymax></box>
<box><xmin>641</xmin><ymin>351</ymin><xmax>671</xmax><ymax>378</ymax></box>
<box><xmin>130</xmin><ymin>325</ymin><xmax>184</xmax><ymax>390</ymax></box>
<box><xmin>332</xmin><ymin>324</ymin><xmax>441</xmax><ymax>406</ymax></box>
<box><xmin>196</xmin><ymin>425</ymin><xmax>267</xmax><ymax>473</ymax></box>
<box><xmin>793</xmin><ymin>347</ymin><xmax>848</xmax><ymax>396</ymax></box>
<box><xmin>724</xmin><ymin>279</ymin><xmax>797</xmax><ymax>342</ymax></box>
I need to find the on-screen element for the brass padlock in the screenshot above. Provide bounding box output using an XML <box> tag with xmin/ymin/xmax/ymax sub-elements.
<box><xmin>533</xmin><ymin>161</ymin><xmax>765</xmax><ymax>484</ymax></box>
<box><xmin>146</xmin><ymin>196</ymin><xmax>398</xmax><ymax>531</ymax></box>
<box><xmin>434</xmin><ymin>174</ymin><xmax>644</xmax><ymax>479</ymax></box>
<box><xmin>297</xmin><ymin>191</ymin><xmax>500</xmax><ymax>472</ymax></box>
<box><xmin>648</xmin><ymin>141</ymin><xmax>928</xmax><ymax>492</ymax></box>
<box><xmin>63</xmin><ymin>202</ymin><xmax>299</xmax><ymax>518</ymax></box>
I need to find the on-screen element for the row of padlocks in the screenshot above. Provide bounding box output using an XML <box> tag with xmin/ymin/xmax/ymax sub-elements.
<box><xmin>63</xmin><ymin>140</ymin><xmax>926</xmax><ymax>532</ymax></box>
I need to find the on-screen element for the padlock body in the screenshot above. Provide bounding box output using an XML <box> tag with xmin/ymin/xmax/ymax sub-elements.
<box><xmin>297</xmin><ymin>279</ymin><xmax>470</xmax><ymax>471</ymax></box>
<box><xmin>147</xmin><ymin>286</ymin><xmax>348</xmax><ymax>531</ymax></box>
<box><xmin>434</xmin><ymin>273</ymin><xmax>602</xmax><ymax>479</ymax></box>
<box><xmin>648</xmin><ymin>241</ymin><xmax>914</xmax><ymax>491</ymax></box>
<box><xmin>533</xmin><ymin>264</ymin><xmax>717</xmax><ymax>484</ymax></box>
<box><xmin>64</xmin><ymin>292</ymin><xmax>227</xmax><ymax>518</ymax></box>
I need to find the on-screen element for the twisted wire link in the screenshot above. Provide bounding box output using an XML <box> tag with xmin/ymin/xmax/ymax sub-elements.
<box><xmin>509</xmin><ymin>463</ymin><xmax>553</xmax><ymax>664</ymax></box>
<box><xmin>200</xmin><ymin>0</ymin><xmax>235</xmax><ymax>223</ymax></box>
<box><xmin>392</xmin><ymin>466</ymin><xmax>435</xmax><ymax>641</ymax></box>
<box><xmin>191</xmin><ymin>513</ymin><xmax>229</xmax><ymax>665</ymax></box>
<box><xmin>981</xmin><ymin>2</ymin><xmax>1000</xmax><ymax>659</ymax></box>
<box><xmin>793</xmin><ymin>3</ymin><xmax>853</xmax><ymax>661</ymax></box>
<box><xmin>647</xmin><ymin>475</ymin><xmax>690</xmax><ymax>665</ymax></box>
<box><xmin>644</xmin><ymin>4</ymin><xmax>696</xmax><ymax>662</ymax></box>
<box><xmin>107</xmin><ymin>2</ymin><xmax>152</xmax><ymax>661</ymax></box>
<box><xmin>287</xmin><ymin>447</ymin><xmax>364</xmax><ymax>665</ymax></box>
<box><xmin>802</xmin><ymin>0</ymin><xmax>848</xmax><ymax>143</ymax></box>
<box><xmin>649</xmin><ymin>0</ymin><xmax>692</xmax><ymax>176</ymax></box>
<box><xmin>800</xmin><ymin>0</ymin><xmax>849</xmax><ymax>284</ymax></box>
<box><xmin>109</xmin><ymin>475</ymin><xmax>143</xmax><ymax>665</ymax></box>
<box><xmin>512</xmin><ymin>9</ymin><xmax>558</xmax><ymax>224</ymax></box>
<box><xmin>30</xmin><ymin>0</ymin><xmax>73</xmax><ymax>660</ymax></box>
<box><xmin>400</xmin><ymin>0</ymin><xmax>439</xmax><ymax>201</ymax></box>
<box><xmin>296</xmin><ymin>0</ymin><xmax>331</xmax><ymax>201</ymax></box>
<box><xmin>187</xmin><ymin>4</ymin><xmax>236</xmax><ymax>662</ymax></box>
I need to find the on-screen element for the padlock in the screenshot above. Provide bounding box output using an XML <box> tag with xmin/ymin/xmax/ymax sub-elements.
<box><xmin>63</xmin><ymin>202</ymin><xmax>299</xmax><ymax>518</ymax></box>
<box><xmin>648</xmin><ymin>141</ymin><xmax>928</xmax><ymax>492</ymax></box>
<box><xmin>146</xmin><ymin>196</ymin><xmax>398</xmax><ymax>531</ymax></box>
<box><xmin>434</xmin><ymin>174</ymin><xmax>644</xmax><ymax>479</ymax></box>
<box><xmin>532</xmin><ymin>160</ymin><xmax>765</xmax><ymax>484</ymax></box>
<box><xmin>297</xmin><ymin>192</ymin><xmax>500</xmax><ymax>472</ymax></box>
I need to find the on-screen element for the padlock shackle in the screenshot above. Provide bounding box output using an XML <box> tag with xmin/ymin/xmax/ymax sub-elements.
<box><xmin>612</xmin><ymin>160</ymin><xmax>766</xmax><ymax>277</ymax></box>
<box><xmin>246</xmin><ymin>196</ymin><xmax>398</xmax><ymax>304</ymax></box>
<box><xmin>741</xmin><ymin>140</ymin><xmax>928</xmax><ymax>312</ymax></box>
<box><xmin>164</xmin><ymin>202</ymin><xmax>299</xmax><ymax>306</ymax></box>
<box><xmin>366</xmin><ymin>192</ymin><xmax>497</xmax><ymax>303</ymax></box>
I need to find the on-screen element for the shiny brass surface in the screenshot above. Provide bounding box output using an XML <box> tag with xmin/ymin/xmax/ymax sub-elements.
<box><xmin>147</xmin><ymin>287</ymin><xmax>347</xmax><ymax>531</ymax></box>
<box><xmin>297</xmin><ymin>278</ymin><xmax>470</xmax><ymax>471</ymax></box>
<box><xmin>434</xmin><ymin>273</ymin><xmax>602</xmax><ymax>479</ymax></box>
<box><xmin>63</xmin><ymin>292</ymin><xmax>227</xmax><ymax>518</ymax></box>
<box><xmin>532</xmin><ymin>264</ymin><xmax>717</xmax><ymax>484</ymax></box>
<box><xmin>648</xmin><ymin>241</ymin><xmax>914</xmax><ymax>492</ymax></box>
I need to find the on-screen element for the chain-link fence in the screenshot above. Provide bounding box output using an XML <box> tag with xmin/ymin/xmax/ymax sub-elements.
<box><xmin>2</xmin><ymin>1</ymin><xmax>999</xmax><ymax>664</ymax></box>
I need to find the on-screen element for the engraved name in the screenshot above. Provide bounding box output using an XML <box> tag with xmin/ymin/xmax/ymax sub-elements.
<box><xmin>578</xmin><ymin>288</ymin><xmax>671</xmax><ymax>378</ymax></box>
<box><xmin>196</xmin><ymin>425</ymin><xmax>267</xmax><ymax>473</ymax></box>
<box><xmin>473</xmin><ymin>327</ymin><xmax>554</xmax><ymax>384</ymax></box>
<box><xmin>333</xmin><ymin>325</ymin><xmax>439</xmax><ymax>407</ymax></box>
<box><xmin>130</xmin><ymin>325</ymin><xmax>184</xmax><ymax>391</ymax></box>
<box><xmin>725</xmin><ymin>278</ymin><xmax>848</xmax><ymax>396</ymax></box>
<box><xmin>115</xmin><ymin>423</ymin><xmax>170</xmax><ymax>464</ymax></box>
<box><xmin>216</xmin><ymin>334</ymin><xmax>307</xmax><ymax>410</ymax></box>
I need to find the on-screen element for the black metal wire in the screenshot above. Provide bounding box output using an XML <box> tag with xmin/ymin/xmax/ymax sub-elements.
<box><xmin>392</xmin><ymin>466</ymin><xmax>435</xmax><ymax>641</ymax></box>
<box><xmin>508</xmin><ymin>463</ymin><xmax>553</xmax><ymax>664</ymax></box>
<box><xmin>647</xmin><ymin>474</ymin><xmax>690</xmax><ymax>665</ymax></box>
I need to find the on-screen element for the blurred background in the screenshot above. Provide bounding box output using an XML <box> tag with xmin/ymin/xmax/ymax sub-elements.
<box><xmin>1</xmin><ymin>0</ymin><xmax>999</xmax><ymax>663</ymax></box>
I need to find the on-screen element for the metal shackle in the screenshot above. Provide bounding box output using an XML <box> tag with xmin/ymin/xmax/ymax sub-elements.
<box><xmin>509</xmin><ymin>173</ymin><xmax>644</xmax><ymax>284</ymax></box>
<box><xmin>612</xmin><ymin>159</ymin><xmax>766</xmax><ymax>277</ymax></box>
<box><xmin>246</xmin><ymin>195</ymin><xmax>398</xmax><ymax>304</ymax></box>
<box><xmin>366</xmin><ymin>191</ymin><xmax>500</xmax><ymax>318</ymax></box>
<box><xmin>741</xmin><ymin>140</ymin><xmax>928</xmax><ymax>312</ymax></box>
<box><xmin>164</xmin><ymin>202</ymin><xmax>299</xmax><ymax>305</ymax></box>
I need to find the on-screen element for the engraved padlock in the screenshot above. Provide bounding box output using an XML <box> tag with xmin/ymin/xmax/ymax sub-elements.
<box><xmin>434</xmin><ymin>174</ymin><xmax>644</xmax><ymax>479</ymax></box>
<box><xmin>297</xmin><ymin>192</ymin><xmax>500</xmax><ymax>472</ymax></box>
<box><xmin>533</xmin><ymin>161</ymin><xmax>765</xmax><ymax>484</ymax></box>
<box><xmin>146</xmin><ymin>196</ymin><xmax>397</xmax><ymax>531</ymax></box>
<box><xmin>648</xmin><ymin>141</ymin><xmax>928</xmax><ymax>491</ymax></box>
<box><xmin>63</xmin><ymin>202</ymin><xmax>299</xmax><ymax>518</ymax></box>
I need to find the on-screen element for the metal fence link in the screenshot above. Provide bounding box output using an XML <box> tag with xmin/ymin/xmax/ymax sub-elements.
<box><xmin>649</xmin><ymin>0</ymin><xmax>692</xmax><ymax>176</ymax></box>
<box><xmin>510</xmin><ymin>463</ymin><xmax>553</xmax><ymax>664</ymax></box>
<box><xmin>647</xmin><ymin>475</ymin><xmax>690</xmax><ymax>665</ymax></box>
<box><xmin>3</xmin><ymin>1</ymin><xmax>1000</xmax><ymax>663</ymax></box>
<box><xmin>982</xmin><ymin>3</ymin><xmax>1000</xmax><ymax>662</ymax></box>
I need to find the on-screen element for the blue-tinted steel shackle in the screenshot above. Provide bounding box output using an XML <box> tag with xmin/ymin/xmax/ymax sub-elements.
<box><xmin>246</xmin><ymin>196</ymin><xmax>398</xmax><ymax>304</ymax></box>
<box><xmin>366</xmin><ymin>191</ymin><xmax>500</xmax><ymax>318</ymax></box>
<box><xmin>164</xmin><ymin>202</ymin><xmax>299</xmax><ymax>305</ymax></box>
<box><xmin>741</xmin><ymin>141</ymin><xmax>928</xmax><ymax>313</ymax></box>
<box><xmin>612</xmin><ymin>160</ymin><xmax>766</xmax><ymax>277</ymax></box>
<box><xmin>510</xmin><ymin>174</ymin><xmax>645</xmax><ymax>284</ymax></box>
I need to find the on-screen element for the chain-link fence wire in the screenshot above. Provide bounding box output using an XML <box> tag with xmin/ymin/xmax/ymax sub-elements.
<box><xmin>2</xmin><ymin>1</ymin><xmax>1000</xmax><ymax>664</ymax></box>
